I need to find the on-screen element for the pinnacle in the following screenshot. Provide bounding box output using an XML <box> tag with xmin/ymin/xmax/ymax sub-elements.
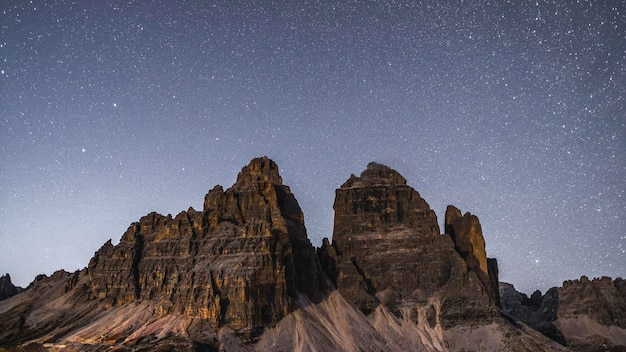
<box><xmin>234</xmin><ymin>156</ymin><xmax>283</xmax><ymax>187</ymax></box>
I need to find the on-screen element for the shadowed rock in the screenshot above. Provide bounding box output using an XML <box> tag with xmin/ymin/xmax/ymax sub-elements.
<box><xmin>319</xmin><ymin>162</ymin><xmax>498</xmax><ymax>327</ymax></box>
<box><xmin>500</xmin><ymin>282</ymin><xmax>565</xmax><ymax>345</ymax></box>
<box><xmin>501</xmin><ymin>276</ymin><xmax>626</xmax><ymax>350</ymax></box>
<box><xmin>0</xmin><ymin>274</ymin><xmax>22</xmax><ymax>301</ymax></box>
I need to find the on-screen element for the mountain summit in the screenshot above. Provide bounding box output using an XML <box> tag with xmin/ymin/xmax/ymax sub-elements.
<box><xmin>88</xmin><ymin>156</ymin><xmax>327</xmax><ymax>339</ymax></box>
<box><xmin>0</xmin><ymin>157</ymin><xmax>623</xmax><ymax>351</ymax></box>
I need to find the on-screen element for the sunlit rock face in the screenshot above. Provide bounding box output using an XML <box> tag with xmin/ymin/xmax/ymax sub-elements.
<box><xmin>445</xmin><ymin>205</ymin><xmax>500</xmax><ymax>308</ymax></box>
<box><xmin>88</xmin><ymin>156</ymin><xmax>328</xmax><ymax>337</ymax></box>
<box><xmin>319</xmin><ymin>162</ymin><xmax>498</xmax><ymax>327</ymax></box>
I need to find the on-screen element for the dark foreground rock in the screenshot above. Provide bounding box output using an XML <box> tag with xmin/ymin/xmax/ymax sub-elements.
<box><xmin>0</xmin><ymin>274</ymin><xmax>22</xmax><ymax>301</ymax></box>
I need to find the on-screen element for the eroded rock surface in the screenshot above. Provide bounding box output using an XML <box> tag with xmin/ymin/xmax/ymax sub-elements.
<box><xmin>445</xmin><ymin>205</ymin><xmax>500</xmax><ymax>307</ymax></box>
<box><xmin>499</xmin><ymin>282</ymin><xmax>565</xmax><ymax>345</ymax></box>
<box><xmin>318</xmin><ymin>162</ymin><xmax>499</xmax><ymax>327</ymax></box>
<box><xmin>501</xmin><ymin>276</ymin><xmax>626</xmax><ymax>351</ymax></box>
<box><xmin>558</xmin><ymin>276</ymin><xmax>626</xmax><ymax>328</ymax></box>
<box><xmin>87</xmin><ymin>156</ymin><xmax>328</xmax><ymax>338</ymax></box>
<box><xmin>0</xmin><ymin>158</ymin><xmax>621</xmax><ymax>351</ymax></box>
<box><xmin>0</xmin><ymin>274</ymin><xmax>22</xmax><ymax>301</ymax></box>
<box><xmin>557</xmin><ymin>276</ymin><xmax>626</xmax><ymax>351</ymax></box>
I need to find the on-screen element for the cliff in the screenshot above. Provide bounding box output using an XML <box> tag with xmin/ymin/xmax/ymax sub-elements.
<box><xmin>87</xmin><ymin>157</ymin><xmax>328</xmax><ymax>338</ymax></box>
<box><xmin>444</xmin><ymin>205</ymin><xmax>501</xmax><ymax>308</ymax></box>
<box><xmin>318</xmin><ymin>162</ymin><xmax>499</xmax><ymax>328</ymax></box>
<box><xmin>0</xmin><ymin>158</ymin><xmax>620</xmax><ymax>351</ymax></box>
<box><xmin>0</xmin><ymin>274</ymin><xmax>22</xmax><ymax>301</ymax></box>
<box><xmin>501</xmin><ymin>276</ymin><xmax>626</xmax><ymax>351</ymax></box>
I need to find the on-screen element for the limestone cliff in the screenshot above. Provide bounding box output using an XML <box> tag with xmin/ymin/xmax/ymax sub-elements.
<box><xmin>557</xmin><ymin>276</ymin><xmax>626</xmax><ymax>351</ymax></box>
<box><xmin>499</xmin><ymin>282</ymin><xmax>565</xmax><ymax>345</ymax></box>
<box><xmin>500</xmin><ymin>276</ymin><xmax>626</xmax><ymax>351</ymax></box>
<box><xmin>87</xmin><ymin>156</ymin><xmax>328</xmax><ymax>338</ymax></box>
<box><xmin>318</xmin><ymin>162</ymin><xmax>499</xmax><ymax>327</ymax></box>
<box><xmin>0</xmin><ymin>158</ymin><xmax>621</xmax><ymax>351</ymax></box>
<box><xmin>445</xmin><ymin>205</ymin><xmax>500</xmax><ymax>307</ymax></box>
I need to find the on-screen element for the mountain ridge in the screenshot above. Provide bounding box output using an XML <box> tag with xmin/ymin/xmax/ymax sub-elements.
<box><xmin>0</xmin><ymin>157</ymin><xmax>623</xmax><ymax>351</ymax></box>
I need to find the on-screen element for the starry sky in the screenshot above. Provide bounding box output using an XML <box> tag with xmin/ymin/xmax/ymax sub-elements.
<box><xmin>1</xmin><ymin>0</ymin><xmax>624</xmax><ymax>295</ymax></box>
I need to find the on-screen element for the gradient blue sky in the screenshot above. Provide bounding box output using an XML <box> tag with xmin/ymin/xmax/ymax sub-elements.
<box><xmin>1</xmin><ymin>0</ymin><xmax>624</xmax><ymax>294</ymax></box>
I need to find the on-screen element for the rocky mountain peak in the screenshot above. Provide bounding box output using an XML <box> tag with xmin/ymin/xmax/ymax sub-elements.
<box><xmin>444</xmin><ymin>205</ymin><xmax>500</xmax><ymax>307</ymax></box>
<box><xmin>341</xmin><ymin>162</ymin><xmax>407</xmax><ymax>188</ymax></box>
<box><xmin>444</xmin><ymin>205</ymin><xmax>487</xmax><ymax>276</ymax></box>
<box><xmin>321</xmin><ymin>162</ymin><xmax>498</xmax><ymax>325</ymax></box>
<box><xmin>1</xmin><ymin>158</ymin><xmax>622</xmax><ymax>351</ymax></box>
<box><xmin>87</xmin><ymin>157</ymin><xmax>327</xmax><ymax>340</ymax></box>
<box><xmin>501</xmin><ymin>276</ymin><xmax>626</xmax><ymax>350</ymax></box>
<box><xmin>233</xmin><ymin>156</ymin><xmax>283</xmax><ymax>189</ymax></box>
<box><xmin>0</xmin><ymin>273</ymin><xmax>21</xmax><ymax>301</ymax></box>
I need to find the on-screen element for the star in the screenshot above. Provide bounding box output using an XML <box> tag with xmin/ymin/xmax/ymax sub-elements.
<box><xmin>0</xmin><ymin>0</ymin><xmax>622</xmax><ymax>296</ymax></box>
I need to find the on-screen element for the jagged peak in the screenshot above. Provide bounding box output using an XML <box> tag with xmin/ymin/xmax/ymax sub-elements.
<box><xmin>444</xmin><ymin>205</ymin><xmax>462</xmax><ymax>227</ymax></box>
<box><xmin>341</xmin><ymin>162</ymin><xmax>407</xmax><ymax>188</ymax></box>
<box><xmin>234</xmin><ymin>156</ymin><xmax>283</xmax><ymax>188</ymax></box>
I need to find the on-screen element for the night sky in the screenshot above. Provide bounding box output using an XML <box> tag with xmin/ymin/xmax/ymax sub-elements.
<box><xmin>1</xmin><ymin>0</ymin><xmax>624</xmax><ymax>295</ymax></box>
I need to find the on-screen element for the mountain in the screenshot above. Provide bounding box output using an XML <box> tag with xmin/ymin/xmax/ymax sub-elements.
<box><xmin>501</xmin><ymin>277</ymin><xmax>626</xmax><ymax>351</ymax></box>
<box><xmin>0</xmin><ymin>274</ymin><xmax>22</xmax><ymax>301</ymax></box>
<box><xmin>318</xmin><ymin>163</ymin><xmax>500</xmax><ymax>326</ymax></box>
<box><xmin>87</xmin><ymin>157</ymin><xmax>328</xmax><ymax>338</ymax></box>
<box><xmin>0</xmin><ymin>157</ymin><xmax>622</xmax><ymax>351</ymax></box>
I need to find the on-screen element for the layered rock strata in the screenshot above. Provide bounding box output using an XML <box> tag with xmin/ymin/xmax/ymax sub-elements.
<box><xmin>444</xmin><ymin>205</ymin><xmax>500</xmax><ymax>307</ymax></box>
<box><xmin>558</xmin><ymin>276</ymin><xmax>626</xmax><ymax>328</ymax></box>
<box><xmin>87</xmin><ymin>157</ymin><xmax>328</xmax><ymax>338</ymax></box>
<box><xmin>1</xmin><ymin>158</ymin><xmax>622</xmax><ymax>351</ymax></box>
<box><xmin>500</xmin><ymin>276</ymin><xmax>626</xmax><ymax>351</ymax></box>
<box><xmin>557</xmin><ymin>276</ymin><xmax>626</xmax><ymax>351</ymax></box>
<box><xmin>318</xmin><ymin>162</ymin><xmax>499</xmax><ymax>327</ymax></box>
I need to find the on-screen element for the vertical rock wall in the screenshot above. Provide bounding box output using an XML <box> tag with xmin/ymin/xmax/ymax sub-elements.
<box><xmin>87</xmin><ymin>157</ymin><xmax>327</xmax><ymax>337</ymax></box>
<box><xmin>445</xmin><ymin>205</ymin><xmax>500</xmax><ymax>307</ymax></box>
<box><xmin>319</xmin><ymin>162</ymin><xmax>499</xmax><ymax>326</ymax></box>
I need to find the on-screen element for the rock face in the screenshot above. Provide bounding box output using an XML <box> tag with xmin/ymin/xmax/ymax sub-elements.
<box><xmin>499</xmin><ymin>282</ymin><xmax>565</xmax><ymax>344</ymax></box>
<box><xmin>0</xmin><ymin>274</ymin><xmax>21</xmax><ymax>301</ymax></box>
<box><xmin>445</xmin><ymin>206</ymin><xmax>487</xmax><ymax>275</ymax></box>
<box><xmin>0</xmin><ymin>158</ymin><xmax>622</xmax><ymax>351</ymax></box>
<box><xmin>318</xmin><ymin>162</ymin><xmax>498</xmax><ymax>327</ymax></box>
<box><xmin>87</xmin><ymin>157</ymin><xmax>328</xmax><ymax>338</ymax></box>
<box><xmin>557</xmin><ymin>276</ymin><xmax>626</xmax><ymax>351</ymax></box>
<box><xmin>500</xmin><ymin>276</ymin><xmax>626</xmax><ymax>351</ymax></box>
<box><xmin>558</xmin><ymin>276</ymin><xmax>626</xmax><ymax>328</ymax></box>
<box><xmin>444</xmin><ymin>205</ymin><xmax>500</xmax><ymax>307</ymax></box>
